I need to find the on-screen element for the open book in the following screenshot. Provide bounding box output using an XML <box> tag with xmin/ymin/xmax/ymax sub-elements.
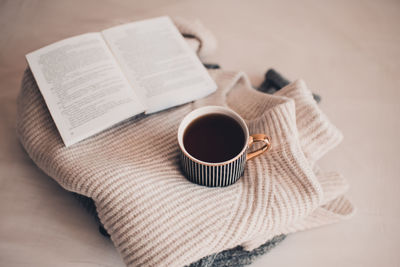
<box><xmin>26</xmin><ymin>16</ymin><xmax>217</xmax><ymax>147</ymax></box>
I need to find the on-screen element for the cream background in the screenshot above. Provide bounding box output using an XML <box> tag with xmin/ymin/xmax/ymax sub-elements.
<box><xmin>0</xmin><ymin>0</ymin><xmax>399</xmax><ymax>266</ymax></box>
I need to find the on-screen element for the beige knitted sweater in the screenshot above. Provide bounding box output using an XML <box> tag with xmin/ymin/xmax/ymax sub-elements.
<box><xmin>17</xmin><ymin>18</ymin><xmax>354</xmax><ymax>267</ymax></box>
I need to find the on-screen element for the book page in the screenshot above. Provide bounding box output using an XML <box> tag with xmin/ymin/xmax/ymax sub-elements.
<box><xmin>102</xmin><ymin>16</ymin><xmax>217</xmax><ymax>113</ymax></box>
<box><xmin>26</xmin><ymin>33</ymin><xmax>146</xmax><ymax>146</ymax></box>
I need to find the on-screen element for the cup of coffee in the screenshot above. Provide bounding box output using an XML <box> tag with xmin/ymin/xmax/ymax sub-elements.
<box><xmin>177</xmin><ymin>106</ymin><xmax>271</xmax><ymax>187</ymax></box>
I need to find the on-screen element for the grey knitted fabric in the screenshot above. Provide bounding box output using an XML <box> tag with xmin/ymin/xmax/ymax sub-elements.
<box><xmin>186</xmin><ymin>235</ymin><xmax>285</xmax><ymax>267</ymax></box>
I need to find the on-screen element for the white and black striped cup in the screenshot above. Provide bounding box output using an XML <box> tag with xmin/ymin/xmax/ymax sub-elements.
<box><xmin>178</xmin><ymin>106</ymin><xmax>271</xmax><ymax>187</ymax></box>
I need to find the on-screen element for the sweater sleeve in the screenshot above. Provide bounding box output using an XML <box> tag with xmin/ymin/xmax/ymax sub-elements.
<box><xmin>275</xmin><ymin>80</ymin><xmax>343</xmax><ymax>164</ymax></box>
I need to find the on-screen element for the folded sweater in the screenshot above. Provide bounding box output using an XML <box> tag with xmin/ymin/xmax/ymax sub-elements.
<box><xmin>16</xmin><ymin>18</ymin><xmax>354</xmax><ymax>267</ymax></box>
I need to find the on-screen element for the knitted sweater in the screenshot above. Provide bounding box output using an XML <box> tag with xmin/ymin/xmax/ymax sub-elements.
<box><xmin>16</xmin><ymin>19</ymin><xmax>354</xmax><ymax>267</ymax></box>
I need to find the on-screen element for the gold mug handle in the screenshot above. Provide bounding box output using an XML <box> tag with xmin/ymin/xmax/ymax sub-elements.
<box><xmin>246</xmin><ymin>134</ymin><xmax>271</xmax><ymax>161</ymax></box>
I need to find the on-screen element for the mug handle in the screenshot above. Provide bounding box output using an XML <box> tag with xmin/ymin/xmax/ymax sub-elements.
<box><xmin>246</xmin><ymin>134</ymin><xmax>271</xmax><ymax>161</ymax></box>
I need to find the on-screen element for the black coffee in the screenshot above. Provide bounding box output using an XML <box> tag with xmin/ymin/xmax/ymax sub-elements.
<box><xmin>183</xmin><ymin>113</ymin><xmax>245</xmax><ymax>163</ymax></box>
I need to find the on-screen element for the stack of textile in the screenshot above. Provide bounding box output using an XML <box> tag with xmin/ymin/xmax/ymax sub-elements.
<box><xmin>16</xmin><ymin>18</ymin><xmax>354</xmax><ymax>267</ymax></box>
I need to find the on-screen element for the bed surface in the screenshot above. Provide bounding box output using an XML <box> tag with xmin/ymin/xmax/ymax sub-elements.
<box><xmin>1</xmin><ymin>0</ymin><xmax>399</xmax><ymax>266</ymax></box>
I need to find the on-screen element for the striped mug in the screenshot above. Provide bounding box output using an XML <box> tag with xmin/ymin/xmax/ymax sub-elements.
<box><xmin>178</xmin><ymin>106</ymin><xmax>271</xmax><ymax>187</ymax></box>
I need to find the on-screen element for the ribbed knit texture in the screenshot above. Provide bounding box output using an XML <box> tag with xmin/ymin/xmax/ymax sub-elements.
<box><xmin>72</xmin><ymin>193</ymin><xmax>286</xmax><ymax>267</ymax></box>
<box><xmin>16</xmin><ymin>18</ymin><xmax>354</xmax><ymax>267</ymax></box>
